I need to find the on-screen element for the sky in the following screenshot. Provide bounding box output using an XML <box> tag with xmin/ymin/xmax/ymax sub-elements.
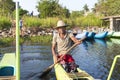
<box><xmin>13</xmin><ymin>0</ymin><xmax>98</xmax><ymax>15</ymax></box>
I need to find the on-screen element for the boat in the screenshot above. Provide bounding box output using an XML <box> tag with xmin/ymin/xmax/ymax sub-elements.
<box><xmin>94</xmin><ymin>31</ymin><xmax>108</xmax><ymax>39</ymax></box>
<box><xmin>110</xmin><ymin>38</ymin><xmax>120</xmax><ymax>44</ymax></box>
<box><xmin>87</xmin><ymin>32</ymin><xmax>96</xmax><ymax>39</ymax></box>
<box><xmin>106</xmin><ymin>31</ymin><xmax>114</xmax><ymax>38</ymax></box>
<box><xmin>75</xmin><ymin>32</ymin><xmax>89</xmax><ymax>39</ymax></box>
<box><xmin>111</xmin><ymin>32</ymin><xmax>120</xmax><ymax>38</ymax></box>
<box><xmin>0</xmin><ymin>53</ymin><xmax>16</xmax><ymax>80</ymax></box>
<box><xmin>54</xmin><ymin>58</ymin><xmax>94</xmax><ymax>80</ymax></box>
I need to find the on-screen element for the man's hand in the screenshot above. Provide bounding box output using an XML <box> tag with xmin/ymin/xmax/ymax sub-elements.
<box><xmin>76</xmin><ymin>40</ymin><xmax>82</xmax><ymax>45</ymax></box>
<box><xmin>53</xmin><ymin>54</ymin><xmax>58</xmax><ymax>63</ymax></box>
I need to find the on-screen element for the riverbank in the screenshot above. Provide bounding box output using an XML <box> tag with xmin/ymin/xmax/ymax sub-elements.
<box><xmin>0</xmin><ymin>35</ymin><xmax>52</xmax><ymax>47</ymax></box>
<box><xmin>0</xmin><ymin>27</ymin><xmax>53</xmax><ymax>38</ymax></box>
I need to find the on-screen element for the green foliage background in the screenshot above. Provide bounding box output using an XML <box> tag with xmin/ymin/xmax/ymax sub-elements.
<box><xmin>1</xmin><ymin>0</ymin><xmax>120</xmax><ymax>30</ymax></box>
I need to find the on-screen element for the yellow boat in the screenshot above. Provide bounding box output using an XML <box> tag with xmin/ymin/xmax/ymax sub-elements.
<box><xmin>0</xmin><ymin>53</ymin><xmax>16</xmax><ymax>80</ymax></box>
<box><xmin>54</xmin><ymin>60</ymin><xmax>94</xmax><ymax>80</ymax></box>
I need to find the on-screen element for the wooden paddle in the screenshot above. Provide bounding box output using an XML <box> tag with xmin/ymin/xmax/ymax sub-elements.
<box><xmin>39</xmin><ymin>37</ymin><xmax>86</xmax><ymax>78</ymax></box>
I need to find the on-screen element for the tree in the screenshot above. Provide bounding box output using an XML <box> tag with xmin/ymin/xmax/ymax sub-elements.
<box><xmin>12</xmin><ymin>6</ymin><xmax>28</xmax><ymax>18</ymax></box>
<box><xmin>94</xmin><ymin>0</ymin><xmax>120</xmax><ymax>16</ymax></box>
<box><xmin>19</xmin><ymin>8</ymin><xmax>28</xmax><ymax>17</ymax></box>
<box><xmin>36</xmin><ymin>0</ymin><xmax>70</xmax><ymax>18</ymax></box>
<box><xmin>83</xmin><ymin>4</ymin><xmax>89</xmax><ymax>12</ymax></box>
<box><xmin>0</xmin><ymin>0</ymin><xmax>15</xmax><ymax>16</ymax></box>
<box><xmin>70</xmin><ymin>11</ymin><xmax>84</xmax><ymax>18</ymax></box>
<box><xmin>62</xmin><ymin>7</ymin><xmax>70</xmax><ymax>18</ymax></box>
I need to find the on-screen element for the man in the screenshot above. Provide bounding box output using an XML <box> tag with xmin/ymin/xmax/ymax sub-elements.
<box><xmin>19</xmin><ymin>19</ymin><xmax>23</xmax><ymax>29</ymax></box>
<box><xmin>52</xmin><ymin>20</ymin><xmax>82</xmax><ymax>72</ymax></box>
<box><xmin>19</xmin><ymin>18</ymin><xmax>23</xmax><ymax>36</ymax></box>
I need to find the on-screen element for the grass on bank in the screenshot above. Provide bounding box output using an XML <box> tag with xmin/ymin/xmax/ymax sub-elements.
<box><xmin>21</xmin><ymin>35</ymin><xmax>52</xmax><ymax>44</ymax></box>
<box><xmin>0</xmin><ymin>37</ymin><xmax>14</xmax><ymax>47</ymax></box>
<box><xmin>0</xmin><ymin>14</ymin><xmax>104</xmax><ymax>31</ymax></box>
<box><xmin>23</xmin><ymin>14</ymin><xmax>103</xmax><ymax>29</ymax></box>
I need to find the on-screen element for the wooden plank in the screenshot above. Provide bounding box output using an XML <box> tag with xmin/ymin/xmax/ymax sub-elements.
<box><xmin>0</xmin><ymin>76</ymin><xmax>16</xmax><ymax>80</ymax></box>
<box><xmin>68</xmin><ymin>72</ymin><xmax>91</xmax><ymax>78</ymax></box>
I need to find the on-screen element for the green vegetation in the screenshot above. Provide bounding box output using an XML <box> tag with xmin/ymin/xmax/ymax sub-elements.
<box><xmin>74</xmin><ymin>14</ymin><xmax>103</xmax><ymax>27</ymax></box>
<box><xmin>20</xmin><ymin>35</ymin><xmax>52</xmax><ymax>45</ymax></box>
<box><xmin>0</xmin><ymin>16</ymin><xmax>11</xmax><ymax>29</ymax></box>
<box><xmin>0</xmin><ymin>35</ymin><xmax>52</xmax><ymax>46</ymax></box>
<box><xmin>36</xmin><ymin>0</ymin><xmax>70</xmax><ymax>18</ymax></box>
<box><xmin>0</xmin><ymin>0</ymin><xmax>15</xmax><ymax>17</ymax></box>
<box><xmin>92</xmin><ymin>0</ymin><xmax>120</xmax><ymax>16</ymax></box>
<box><xmin>0</xmin><ymin>0</ymin><xmax>119</xmax><ymax>32</ymax></box>
<box><xmin>23</xmin><ymin>14</ymin><xmax>102</xmax><ymax>28</ymax></box>
<box><xmin>23</xmin><ymin>16</ymin><xmax>74</xmax><ymax>28</ymax></box>
<box><xmin>0</xmin><ymin>37</ymin><xmax>14</xmax><ymax>47</ymax></box>
<box><xmin>28</xmin><ymin>35</ymin><xmax>52</xmax><ymax>43</ymax></box>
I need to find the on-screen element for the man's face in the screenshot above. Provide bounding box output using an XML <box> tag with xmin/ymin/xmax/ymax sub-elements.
<box><xmin>56</xmin><ymin>27</ymin><xmax>66</xmax><ymax>34</ymax></box>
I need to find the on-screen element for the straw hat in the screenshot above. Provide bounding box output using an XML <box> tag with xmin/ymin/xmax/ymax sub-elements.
<box><xmin>55</xmin><ymin>20</ymin><xmax>67</xmax><ymax>28</ymax></box>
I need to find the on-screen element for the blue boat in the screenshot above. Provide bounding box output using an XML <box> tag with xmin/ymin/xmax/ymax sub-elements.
<box><xmin>94</xmin><ymin>31</ymin><xmax>108</xmax><ymax>39</ymax></box>
<box><xmin>75</xmin><ymin>32</ymin><xmax>89</xmax><ymax>39</ymax></box>
<box><xmin>87</xmin><ymin>32</ymin><xmax>96</xmax><ymax>39</ymax></box>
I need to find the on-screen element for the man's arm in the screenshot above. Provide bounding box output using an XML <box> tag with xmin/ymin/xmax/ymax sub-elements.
<box><xmin>70</xmin><ymin>35</ymin><xmax>82</xmax><ymax>45</ymax></box>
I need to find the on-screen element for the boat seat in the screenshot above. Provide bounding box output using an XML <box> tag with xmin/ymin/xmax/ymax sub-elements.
<box><xmin>0</xmin><ymin>76</ymin><xmax>16</xmax><ymax>80</ymax></box>
<box><xmin>67</xmin><ymin>71</ymin><xmax>93</xmax><ymax>80</ymax></box>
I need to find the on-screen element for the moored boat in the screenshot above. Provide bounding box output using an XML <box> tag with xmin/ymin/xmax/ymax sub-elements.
<box><xmin>94</xmin><ymin>31</ymin><xmax>108</xmax><ymax>39</ymax></box>
<box><xmin>111</xmin><ymin>32</ymin><xmax>120</xmax><ymax>38</ymax></box>
<box><xmin>54</xmin><ymin>59</ymin><xmax>94</xmax><ymax>80</ymax></box>
<box><xmin>0</xmin><ymin>53</ymin><xmax>16</xmax><ymax>80</ymax></box>
<box><xmin>110</xmin><ymin>38</ymin><xmax>120</xmax><ymax>44</ymax></box>
<box><xmin>87</xmin><ymin>32</ymin><xmax>96</xmax><ymax>39</ymax></box>
<box><xmin>106</xmin><ymin>31</ymin><xmax>114</xmax><ymax>38</ymax></box>
<box><xmin>75</xmin><ymin>32</ymin><xmax>89</xmax><ymax>39</ymax></box>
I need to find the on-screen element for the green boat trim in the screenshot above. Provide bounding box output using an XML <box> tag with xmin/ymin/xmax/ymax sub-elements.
<box><xmin>110</xmin><ymin>38</ymin><xmax>120</xmax><ymax>44</ymax></box>
<box><xmin>0</xmin><ymin>53</ymin><xmax>15</xmax><ymax>77</ymax></box>
<box><xmin>112</xmin><ymin>32</ymin><xmax>120</xmax><ymax>38</ymax></box>
<box><xmin>54</xmin><ymin>61</ymin><xmax>94</xmax><ymax>80</ymax></box>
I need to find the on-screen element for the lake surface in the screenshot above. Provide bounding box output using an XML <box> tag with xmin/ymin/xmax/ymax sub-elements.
<box><xmin>0</xmin><ymin>38</ymin><xmax>120</xmax><ymax>80</ymax></box>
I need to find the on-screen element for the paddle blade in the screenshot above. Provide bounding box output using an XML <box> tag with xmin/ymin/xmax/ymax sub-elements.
<box><xmin>39</xmin><ymin>67</ymin><xmax>52</xmax><ymax>78</ymax></box>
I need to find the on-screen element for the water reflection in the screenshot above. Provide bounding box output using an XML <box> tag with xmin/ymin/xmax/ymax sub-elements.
<box><xmin>94</xmin><ymin>39</ymin><xmax>107</xmax><ymax>47</ymax></box>
<box><xmin>20</xmin><ymin>43</ymin><xmax>56</xmax><ymax>80</ymax></box>
<box><xmin>72</xmin><ymin>38</ymin><xmax>120</xmax><ymax>80</ymax></box>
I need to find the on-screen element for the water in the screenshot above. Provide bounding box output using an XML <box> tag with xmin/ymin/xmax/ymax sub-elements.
<box><xmin>0</xmin><ymin>38</ymin><xmax>120</xmax><ymax>80</ymax></box>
